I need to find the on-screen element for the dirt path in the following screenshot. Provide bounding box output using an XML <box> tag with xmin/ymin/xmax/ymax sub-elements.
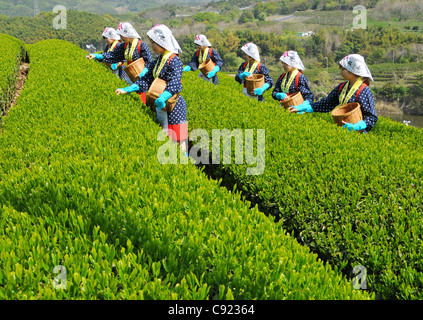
<box><xmin>2</xmin><ymin>61</ymin><xmax>30</xmax><ymax>117</ymax></box>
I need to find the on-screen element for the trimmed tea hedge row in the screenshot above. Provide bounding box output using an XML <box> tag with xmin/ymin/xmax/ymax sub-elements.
<box><xmin>0</xmin><ymin>204</ymin><xmax>206</xmax><ymax>299</ymax></box>
<box><xmin>183</xmin><ymin>71</ymin><xmax>423</xmax><ymax>299</ymax></box>
<box><xmin>0</xmin><ymin>39</ymin><xmax>371</xmax><ymax>300</ymax></box>
<box><xmin>0</xmin><ymin>33</ymin><xmax>26</xmax><ymax>114</ymax></box>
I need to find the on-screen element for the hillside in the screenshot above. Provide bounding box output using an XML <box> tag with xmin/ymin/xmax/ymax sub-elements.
<box><xmin>0</xmin><ymin>34</ymin><xmax>377</xmax><ymax>301</ymax></box>
<box><xmin>0</xmin><ymin>0</ymin><xmax>212</xmax><ymax>16</ymax></box>
<box><xmin>1</xmin><ymin>1</ymin><xmax>422</xmax><ymax>115</ymax></box>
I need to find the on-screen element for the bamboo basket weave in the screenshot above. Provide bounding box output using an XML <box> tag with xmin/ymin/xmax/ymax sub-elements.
<box><xmin>123</xmin><ymin>58</ymin><xmax>145</xmax><ymax>83</ymax></box>
<box><xmin>103</xmin><ymin>61</ymin><xmax>123</xmax><ymax>70</ymax></box>
<box><xmin>331</xmin><ymin>102</ymin><xmax>363</xmax><ymax>127</ymax></box>
<box><xmin>245</xmin><ymin>74</ymin><xmax>265</xmax><ymax>96</ymax></box>
<box><xmin>199</xmin><ymin>58</ymin><xmax>215</xmax><ymax>77</ymax></box>
<box><xmin>146</xmin><ymin>78</ymin><xmax>179</xmax><ymax>112</ymax></box>
<box><xmin>280</xmin><ymin>91</ymin><xmax>304</xmax><ymax>109</ymax></box>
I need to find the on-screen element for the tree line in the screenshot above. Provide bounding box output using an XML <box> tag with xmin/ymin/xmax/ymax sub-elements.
<box><xmin>1</xmin><ymin>8</ymin><xmax>422</xmax><ymax>113</ymax></box>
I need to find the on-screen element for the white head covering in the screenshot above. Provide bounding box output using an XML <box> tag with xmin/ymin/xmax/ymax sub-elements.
<box><xmin>194</xmin><ymin>34</ymin><xmax>212</xmax><ymax>47</ymax></box>
<box><xmin>116</xmin><ymin>22</ymin><xmax>141</xmax><ymax>39</ymax></box>
<box><xmin>102</xmin><ymin>27</ymin><xmax>121</xmax><ymax>40</ymax></box>
<box><xmin>339</xmin><ymin>54</ymin><xmax>373</xmax><ymax>81</ymax></box>
<box><xmin>279</xmin><ymin>50</ymin><xmax>305</xmax><ymax>71</ymax></box>
<box><xmin>174</xmin><ymin>40</ymin><xmax>182</xmax><ymax>55</ymax></box>
<box><xmin>147</xmin><ymin>24</ymin><xmax>181</xmax><ymax>54</ymax></box>
<box><xmin>241</xmin><ymin>42</ymin><xmax>260</xmax><ymax>62</ymax></box>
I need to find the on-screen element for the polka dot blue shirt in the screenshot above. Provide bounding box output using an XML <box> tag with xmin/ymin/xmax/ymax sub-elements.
<box><xmin>311</xmin><ymin>82</ymin><xmax>378</xmax><ymax>132</ymax></box>
<box><xmin>188</xmin><ymin>48</ymin><xmax>224</xmax><ymax>85</ymax></box>
<box><xmin>235</xmin><ymin>62</ymin><xmax>274</xmax><ymax>102</ymax></box>
<box><xmin>272</xmin><ymin>72</ymin><xmax>314</xmax><ymax>103</ymax></box>
<box><xmin>101</xmin><ymin>40</ymin><xmax>154</xmax><ymax>70</ymax></box>
<box><xmin>136</xmin><ymin>53</ymin><xmax>187</xmax><ymax>125</ymax></box>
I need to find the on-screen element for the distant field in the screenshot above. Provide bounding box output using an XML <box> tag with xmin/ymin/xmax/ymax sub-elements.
<box><xmin>297</xmin><ymin>9</ymin><xmax>423</xmax><ymax>33</ymax></box>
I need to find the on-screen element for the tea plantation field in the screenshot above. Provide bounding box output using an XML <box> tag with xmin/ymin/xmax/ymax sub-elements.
<box><xmin>183</xmin><ymin>67</ymin><xmax>423</xmax><ymax>300</ymax></box>
<box><xmin>1</xmin><ymin>33</ymin><xmax>422</xmax><ymax>300</ymax></box>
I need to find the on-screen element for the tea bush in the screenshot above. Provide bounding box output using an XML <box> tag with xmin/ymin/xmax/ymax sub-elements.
<box><xmin>183</xmin><ymin>70</ymin><xmax>423</xmax><ymax>299</ymax></box>
<box><xmin>0</xmin><ymin>33</ymin><xmax>26</xmax><ymax>114</ymax></box>
<box><xmin>0</xmin><ymin>39</ymin><xmax>372</xmax><ymax>300</ymax></box>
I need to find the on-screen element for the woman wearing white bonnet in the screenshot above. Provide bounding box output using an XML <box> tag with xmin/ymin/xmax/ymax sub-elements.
<box><xmin>235</xmin><ymin>42</ymin><xmax>273</xmax><ymax>102</ymax></box>
<box><xmin>289</xmin><ymin>54</ymin><xmax>378</xmax><ymax>133</ymax></box>
<box><xmin>89</xmin><ymin>22</ymin><xmax>154</xmax><ymax>102</ymax></box>
<box><xmin>116</xmin><ymin>24</ymin><xmax>189</xmax><ymax>156</ymax></box>
<box><xmin>102</xmin><ymin>27</ymin><xmax>121</xmax><ymax>41</ymax></box>
<box><xmin>272</xmin><ymin>50</ymin><xmax>314</xmax><ymax>105</ymax></box>
<box><xmin>183</xmin><ymin>34</ymin><xmax>224</xmax><ymax>85</ymax></box>
<box><xmin>86</xmin><ymin>27</ymin><xmax>123</xmax><ymax>77</ymax></box>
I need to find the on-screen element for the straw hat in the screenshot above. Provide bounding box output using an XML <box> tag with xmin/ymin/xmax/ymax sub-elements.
<box><xmin>339</xmin><ymin>54</ymin><xmax>373</xmax><ymax>81</ymax></box>
<box><xmin>241</xmin><ymin>42</ymin><xmax>261</xmax><ymax>62</ymax></box>
<box><xmin>102</xmin><ymin>27</ymin><xmax>121</xmax><ymax>40</ymax></box>
<box><xmin>116</xmin><ymin>22</ymin><xmax>141</xmax><ymax>39</ymax></box>
<box><xmin>279</xmin><ymin>50</ymin><xmax>305</xmax><ymax>71</ymax></box>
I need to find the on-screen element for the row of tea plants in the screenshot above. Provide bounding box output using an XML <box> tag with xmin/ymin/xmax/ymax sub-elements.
<box><xmin>182</xmin><ymin>70</ymin><xmax>423</xmax><ymax>299</ymax></box>
<box><xmin>0</xmin><ymin>38</ymin><xmax>372</xmax><ymax>300</ymax></box>
<box><xmin>0</xmin><ymin>33</ymin><xmax>26</xmax><ymax>114</ymax></box>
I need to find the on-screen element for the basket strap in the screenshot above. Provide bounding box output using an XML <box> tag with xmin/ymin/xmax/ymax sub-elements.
<box><xmin>124</xmin><ymin>40</ymin><xmax>143</xmax><ymax>65</ymax></box>
<box><xmin>338</xmin><ymin>81</ymin><xmax>367</xmax><ymax>100</ymax></box>
<box><xmin>338</xmin><ymin>81</ymin><xmax>348</xmax><ymax>93</ymax></box>
<box><xmin>137</xmin><ymin>40</ymin><xmax>142</xmax><ymax>56</ymax></box>
<box><xmin>279</xmin><ymin>71</ymin><xmax>301</xmax><ymax>91</ymax></box>
<box><xmin>356</xmin><ymin>83</ymin><xmax>367</xmax><ymax>100</ymax></box>
<box><xmin>295</xmin><ymin>71</ymin><xmax>301</xmax><ymax>90</ymax></box>
<box><xmin>167</xmin><ymin>53</ymin><xmax>177</xmax><ymax>66</ymax></box>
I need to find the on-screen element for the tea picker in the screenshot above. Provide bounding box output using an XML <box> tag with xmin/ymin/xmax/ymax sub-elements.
<box><xmin>183</xmin><ymin>34</ymin><xmax>223</xmax><ymax>85</ymax></box>
<box><xmin>90</xmin><ymin>22</ymin><xmax>154</xmax><ymax>103</ymax></box>
<box><xmin>289</xmin><ymin>54</ymin><xmax>378</xmax><ymax>133</ymax></box>
<box><xmin>235</xmin><ymin>43</ymin><xmax>273</xmax><ymax>102</ymax></box>
<box><xmin>86</xmin><ymin>28</ymin><xmax>124</xmax><ymax>78</ymax></box>
<box><xmin>272</xmin><ymin>50</ymin><xmax>314</xmax><ymax>110</ymax></box>
<box><xmin>116</xmin><ymin>24</ymin><xmax>188</xmax><ymax>156</ymax></box>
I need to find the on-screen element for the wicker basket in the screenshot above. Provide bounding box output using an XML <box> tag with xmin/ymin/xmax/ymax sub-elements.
<box><xmin>199</xmin><ymin>58</ymin><xmax>215</xmax><ymax>77</ymax></box>
<box><xmin>123</xmin><ymin>58</ymin><xmax>145</xmax><ymax>83</ymax></box>
<box><xmin>280</xmin><ymin>91</ymin><xmax>304</xmax><ymax>110</ymax></box>
<box><xmin>146</xmin><ymin>78</ymin><xmax>179</xmax><ymax>113</ymax></box>
<box><xmin>245</xmin><ymin>74</ymin><xmax>265</xmax><ymax>96</ymax></box>
<box><xmin>103</xmin><ymin>61</ymin><xmax>123</xmax><ymax>70</ymax></box>
<box><xmin>331</xmin><ymin>102</ymin><xmax>363</xmax><ymax>127</ymax></box>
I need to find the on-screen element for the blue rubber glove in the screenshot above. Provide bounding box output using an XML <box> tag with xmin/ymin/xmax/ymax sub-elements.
<box><xmin>254</xmin><ymin>83</ymin><xmax>270</xmax><ymax>96</ymax></box>
<box><xmin>342</xmin><ymin>120</ymin><xmax>367</xmax><ymax>132</ymax></box>
<box><xmin>239</xmin><ymin>72</ymin><xmax>251</xmax><ymax>81</ymax></box>
<box><xmin>155</xmin><ymin>90</ymin><xmax>173</xmax><ymax>109</ymax></box>
<box><xmin>276</xmin><ymin>92</ymin><xmax>287</xmax><ymax>100</ymax></box>
<box><xmin>139</xmin><ymin>67</ymin><xmax>148</xmax><ymax>77</ymax></box>
<box><xmin>93</xmin><ymin>53</ymin><xmax>103</xmax><ymax>61</ymax></box>
<box><xmin>207</xmin><ymin>65</ymin><xmax>220</xmax><ymax>78</ymax></box>
<box><xmin>110</xmin><ymin>63</ymin><xmax>118</xmax><ymax>70</ymax></box>
<box><xmin>293</xmin><ymin>100</ymin><xmax>313</xmax><ymax>114</ymax></box>
<box><xmin>183</xmin><ymin>66</ymin><xmax>191</xmax><ymax>72</ymax></box>
<box><xmin>121</xmin><ymin>83</ymin><xmax>140</xmax><ymax>93</ymax></box>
